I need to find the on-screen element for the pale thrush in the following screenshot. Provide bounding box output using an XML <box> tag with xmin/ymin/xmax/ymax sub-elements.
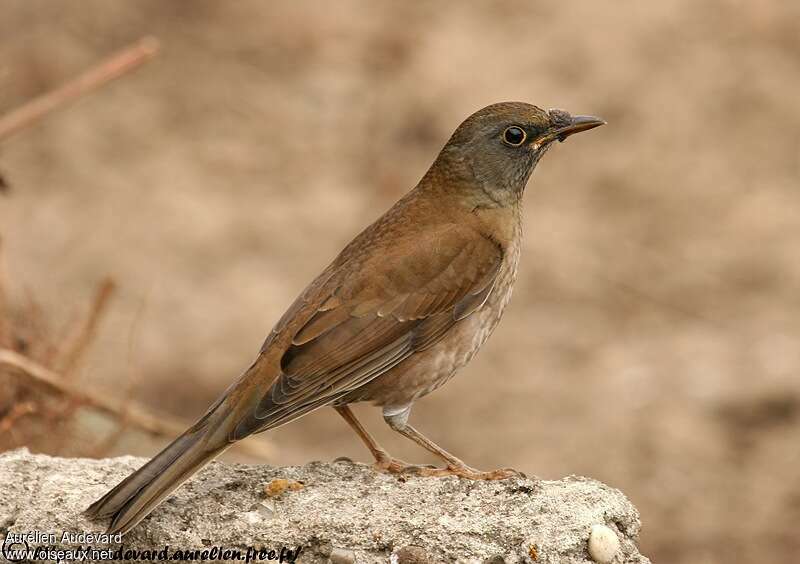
<box><xmin>86</xmin><ymin>101</ymin><xmax>604</xmax><ymax>534</ymax></box>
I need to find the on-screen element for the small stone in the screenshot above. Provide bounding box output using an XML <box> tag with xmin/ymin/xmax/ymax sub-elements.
<box><xmin>249</xmin><ymin>501</ymin><xmax>274</xmax><ymax>517</ymax></box>
<box><xmin>395</xmin><ymin>545</ymin><xmax>431</xmax><ymax>563</ymax></box>
<box><xmin>588</xmin><ymin>524</ymin><xmax>620</xmax><ymax>563</ymax></box>
<box><xmin>329</xmin><ymin>548</ymin><xmax>356</xmax><ymax>564</ymax></box>
<box><xmin>241</xmin><ymin>510</ymin><xmax>261</xmax><ymax>525</ymax></box>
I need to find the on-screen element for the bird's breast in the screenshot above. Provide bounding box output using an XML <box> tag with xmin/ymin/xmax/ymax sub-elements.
<box><xmin>347</xmin><ymin>229</ymin><xmax>522</xmax><ymax>410</ymax></box>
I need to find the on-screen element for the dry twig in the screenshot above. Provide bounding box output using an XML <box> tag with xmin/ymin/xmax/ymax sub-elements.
<box><xmin>55</xmin><ymin>278</ymin><xmax>116</xmax><ymax>377</ymax></box>
<box><xmin>0</xmin><ymin>36</ymin><xmax>160</xmax><ymax>141</ymax></box>
<box><xmin>0</xmin><ymin>348</ymin><xmax>275</xmax><ymax>459</ymax></box>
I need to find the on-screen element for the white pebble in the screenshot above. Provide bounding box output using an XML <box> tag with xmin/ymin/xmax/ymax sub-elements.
<box><xmin>588</xmin><ymin>524</ymin><xmax>620</xmax><ymax>563</ymax></box>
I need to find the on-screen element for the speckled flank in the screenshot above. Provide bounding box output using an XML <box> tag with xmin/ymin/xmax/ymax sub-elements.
<box><xmin>351</xmin><ymin>216</ymin><xmax>522</xmax><ymax>410</ymax></box>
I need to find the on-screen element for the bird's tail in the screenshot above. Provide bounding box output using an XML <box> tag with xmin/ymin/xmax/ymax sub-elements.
<box><xmin>85</xmin><ymin>402</ymin><xmax>234</xmax><ymax>535</ymax></box>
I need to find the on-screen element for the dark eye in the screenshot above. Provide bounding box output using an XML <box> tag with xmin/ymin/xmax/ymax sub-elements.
<box><xmin>503</xmin><ymin>126</ymin><xmax>526</xmax><ymax>146</ymax></box>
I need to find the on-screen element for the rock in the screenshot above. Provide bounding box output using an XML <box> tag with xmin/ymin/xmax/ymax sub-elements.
<box><xmin>329</xmin><ymin>547</ymin><xmax>356</xmax><ymax>563</ymax></box>
<box><xmin>394</xmin><ymin>544</ymin><xmax>432</xmax><ymax>563</ymax></box>
<box><xmin>0</xmin><ymin>448</ymin><xmax>650</xmax><ymax>563</ymax></box>
<box><xmin>588</xmin><ymin>524</ymin><xmax>621</xmax><ymax>563</ymax></box>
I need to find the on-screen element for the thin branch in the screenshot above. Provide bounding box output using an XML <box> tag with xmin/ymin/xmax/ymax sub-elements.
<box><xmin>0</xmin><ymin>36</ymin><xmax>160</xmax><ymax>141</ymax></box>
<box><xmin>55</xmin><ymin>278</ymin><xmax>116</xmax><ymax>377</ymax></box>
<box><xmin>20</xmin><ymin>288</ymin><xmax>51</xmax><ymax>359</ymax></box>
<box><xmin>0</xmin><ymin>348</ymin><xmax>276</xmax><ymax>459</ymax></box>
<box><xmin>1</xmin><ymin>347</ymin><xmax>183</xmax><ymax>436</ymax></box>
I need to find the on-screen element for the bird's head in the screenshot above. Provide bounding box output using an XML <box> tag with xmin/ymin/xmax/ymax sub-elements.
<box><xmin>434</xmin><ymin>102</ymin><xmax>604</xmax><ymax>207</ymax></box>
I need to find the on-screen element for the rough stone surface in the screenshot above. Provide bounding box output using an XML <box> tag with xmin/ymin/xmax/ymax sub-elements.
<box><xmin>0</xmin><ymin>449</ymin><xmax>650</xmax><ymax>563</ymax></box>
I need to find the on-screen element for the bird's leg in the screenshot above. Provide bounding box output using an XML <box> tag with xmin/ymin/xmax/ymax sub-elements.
<box><xmin>383</xmin><ymin>408</ymin><xmax>521</xmax><ymax>480</ymax></box>
<box><xmin>333</xmin><ymin>405</ymin><xmax>410</xmax><ymax>473</ymax></box>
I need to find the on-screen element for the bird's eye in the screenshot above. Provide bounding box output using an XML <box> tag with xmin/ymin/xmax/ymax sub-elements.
<box><xmin>502</xmin><ymin>126</ymin><xmax>526</xmax><ymax>146</ymax></box>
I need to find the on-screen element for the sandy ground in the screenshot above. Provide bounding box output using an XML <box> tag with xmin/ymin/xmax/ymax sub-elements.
<box><xmin>1</xmin><ymin>2</ymin><xmax>799</xmax><ymax>563</ymax></box>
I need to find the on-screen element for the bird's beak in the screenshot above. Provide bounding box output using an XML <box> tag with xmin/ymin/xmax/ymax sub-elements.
<box><xmin>550</xmin><ymin>115</ymin><xmax>606</xmax><ymax>142</ymax></box>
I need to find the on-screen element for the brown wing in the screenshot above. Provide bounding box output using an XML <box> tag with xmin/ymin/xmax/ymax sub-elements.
<box><xmin>231</xmin><ymin>224</ymin><xmax>503</xmax><ymax>439</ymax></box>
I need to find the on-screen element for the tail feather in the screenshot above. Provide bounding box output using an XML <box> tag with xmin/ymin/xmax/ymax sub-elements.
<box><xmin>85</xmin><ymin>417</ymin><xmax>231</xmax><ymax>535</ymax></box>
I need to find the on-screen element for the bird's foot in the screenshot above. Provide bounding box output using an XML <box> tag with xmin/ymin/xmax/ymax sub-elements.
<box><xmin>401</xmin><ymin>464</ymin><xmax>524</xmax><ymax>480</ymax></box>
<box><xmin>370</xmin><ymin>449</ymin><xmax>523</xmax><ymax>480</ymax></box>
<box><xmin>372</xmin><ymin>453</ymin><xmax>419</xmax><ymax>474</ymax></box>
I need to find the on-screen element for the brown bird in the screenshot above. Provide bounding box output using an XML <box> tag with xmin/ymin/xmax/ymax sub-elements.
<box><xmin>86</xmin><ymin>101</ymin><xmax>604</xmax><ymax>534</ymax></box>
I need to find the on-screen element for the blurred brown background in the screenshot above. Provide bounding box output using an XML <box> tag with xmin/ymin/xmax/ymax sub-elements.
<box><xmin>1</xmin><ymin>2</ymin><xmax>799</xmax><ymax>563</ymax></box>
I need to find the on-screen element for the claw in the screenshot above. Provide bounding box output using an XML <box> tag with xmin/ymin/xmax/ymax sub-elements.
<box><xmin>376</xmin><ymin>462</ymin><xmax>522</xmax><ymax>481</ymax></box>
<box><xmin>447</xmin><ymin>465</ymin><xmax>523</xmax><ymax>480</ymax></box>
<box><xmin>373</xmin><ymin>456</ymin><xmax>414</xmax><ymax>474</ymax></box>
<box><xmin>397</xmin><ymin>464</ymin><xmax>438</xmax><ymax>476</ymax></box>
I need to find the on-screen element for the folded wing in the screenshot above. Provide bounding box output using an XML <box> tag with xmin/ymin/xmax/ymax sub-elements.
<box><xmin>231</xmin><ymin>224</ymin><xmax>503</xmax><ymax>439</ymax></box>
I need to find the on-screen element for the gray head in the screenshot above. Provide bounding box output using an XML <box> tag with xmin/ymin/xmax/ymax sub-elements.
<box><xmin>432</xmin><ymin>102</ymin><xmax>604</xmax><ymax>207</ymax></box>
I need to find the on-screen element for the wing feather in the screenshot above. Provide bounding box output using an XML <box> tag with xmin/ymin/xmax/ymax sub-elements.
<box><xmin>232</xmin><ymin>224</ymin><xmax>504</xmax><ymax>439</ymax></box>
